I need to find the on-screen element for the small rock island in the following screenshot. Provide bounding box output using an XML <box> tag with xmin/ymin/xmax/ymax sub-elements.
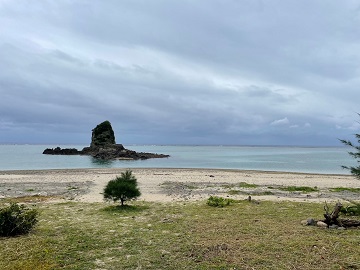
<box><xmin>43</xmin><ymin>121</ymin><xmax>169</xmax><ymax>160</ymax></box>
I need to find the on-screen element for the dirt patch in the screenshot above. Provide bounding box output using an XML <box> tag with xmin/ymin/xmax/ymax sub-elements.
<box><xmin>159</xmin><ymin>181</ymin><xmax>360</xmax><ymax>202</ymax></box>
<box><xmin>0</xmin><ymin>181</ymin><xmax>94</xmax><ymax>200</ymax></box>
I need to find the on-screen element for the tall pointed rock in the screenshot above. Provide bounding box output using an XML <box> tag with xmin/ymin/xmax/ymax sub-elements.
<box><xmin>90</xmin><ymin>120</ymin><xmax>116</xmax><ymax>148</ymax></box>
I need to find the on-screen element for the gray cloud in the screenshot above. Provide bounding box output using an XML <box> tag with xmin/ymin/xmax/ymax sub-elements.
<box><xmin>1</xmin><ymin>1</ymin><xmax>360</xmax><ymax>145</ymax></box>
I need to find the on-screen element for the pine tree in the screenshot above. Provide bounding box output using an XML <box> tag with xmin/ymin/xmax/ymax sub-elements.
<box><xmin>103</xmin><ymin>170</ymin><xmax>141</xmax><ymax>206</ymax></box>
<box><xmin>340</xmin><ymin>132</ymin><xmax>360</xmax><ymax>179</ymax></box>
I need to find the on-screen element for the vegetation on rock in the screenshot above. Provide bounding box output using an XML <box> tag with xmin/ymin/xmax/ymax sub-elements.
<box><xmin>90</xmin><ymin>120</ymin><xmax>116</xmax><ymax>148</ymax></box>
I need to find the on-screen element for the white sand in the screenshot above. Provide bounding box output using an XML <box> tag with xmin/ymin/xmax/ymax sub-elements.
<box><xmin>0</xmin><ymin>168</ymin><xmax>359</xmax><ymax>203</ymax></box>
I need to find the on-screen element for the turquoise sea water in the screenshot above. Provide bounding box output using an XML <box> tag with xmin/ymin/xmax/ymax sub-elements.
<box><xmin>0</xmin><ymin>144</ymin><xmax>355</xmax><ymax>174</ymax></box>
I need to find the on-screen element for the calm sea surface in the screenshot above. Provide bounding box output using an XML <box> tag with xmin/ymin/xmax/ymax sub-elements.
<box><xmin>0</xmin><ymin>145</ymin><xmax>355</xmax><ymax>174</ymax></box>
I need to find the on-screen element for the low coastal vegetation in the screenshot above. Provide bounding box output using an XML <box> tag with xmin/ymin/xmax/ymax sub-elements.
<box><xmin>340</xmin><ymin>201</ymin><xmax>360</xmax><ymax>217</ymax></box>
<box><xmin>329</xmin><ymin>187</ymin><xmax>360</xmax><ymax>193</ymax></box>
<box><xmin>1</xmin><ymin>198</ymin><xmax>359</xmax><ymax>269</ymax></box>
<box><xmin>0</xmin><ymin>202</ymin><xmax>38</xmax><ymax>237</ymax></box>
<box><xmin>222</xmin><ymin>182</ymin><xmax>259</xmax><ymax>189</ymax></box>
<box><xmin>206</xmin><ymin>196</ymin><xmax>233</xmax><ymax>207</ymax></box>
<box><xmin>278</xmin><ymin>186</ymin><xmax>319</xmax><ymax>193</ymax></box>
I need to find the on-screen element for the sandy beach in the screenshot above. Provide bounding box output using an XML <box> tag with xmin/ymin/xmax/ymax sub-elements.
<box><xmin>0</xmin><ymin>168</ymin><xmax>359</xmax><ymax>203</ymax></box>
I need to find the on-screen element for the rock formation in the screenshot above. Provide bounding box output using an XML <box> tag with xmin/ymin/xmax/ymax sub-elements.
<box><xmin>43</xmin><ymin>121</ymin><xmax>169</xmax><ymax>160</ymax></box>
<box><xmin>90</xmin><ymin>120</ymin><xmax>115</xmax><ymax>148</ymax></box>
<box><xmin>42</xmin><ymin>147</ymin><xmax>80</xmax><ymax>155</ymax></box>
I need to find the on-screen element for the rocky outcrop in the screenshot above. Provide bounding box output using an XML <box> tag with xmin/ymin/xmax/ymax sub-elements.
<box><xmin>90</xmin><ymin>144</ymin><xmax>168</xmax><ymax>160</ymax></box>
<box><xmin>43</xmin><ymin>121</ymin><xmax>169</xmax><ymax>160</ymax></box>
<box><xmin>43</xmin><ymin>147</ymin><xmax>80</xmax><ymax>155</ymax></box>
<box><xmin>90</xmin><ymin>120</ymin><xmax>116</xmax><ymax>148</ymax></box>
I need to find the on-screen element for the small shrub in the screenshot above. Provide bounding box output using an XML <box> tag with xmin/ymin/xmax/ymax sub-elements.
<box><xmin>207</xmin><ymin>196</ymin><xmax>232</xmax><ymax>207</ymax></box>
<box><xmin>104</xmin><ymin>170</ymin><xmax>141</xmax><ymax>206</ymax></box>
<box><xmin>228</xmin><ymin>190</ymin><xmax>242</xmax><ymax>195</ymax></box>
<box><xmin>0</xmin><ymin>203</ymin><xmax>38</xmax><ymax>237</ymax></box>
<box><xmin>340</xmin><ymin>202</ymin><xmax>360</xmax><ymax>216</ymax></box>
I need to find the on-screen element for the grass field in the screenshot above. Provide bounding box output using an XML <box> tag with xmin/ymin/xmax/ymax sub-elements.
<box><xmin>1</xmin><ymin>198</ymin><xmax>360</xmax><ymax>270</ymax></box>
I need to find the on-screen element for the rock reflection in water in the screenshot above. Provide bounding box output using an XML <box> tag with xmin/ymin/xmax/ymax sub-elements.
<box><xmin>91</xmin><ymin>157</ymin><xmax>114</xmax><ymax>167</ymax></box>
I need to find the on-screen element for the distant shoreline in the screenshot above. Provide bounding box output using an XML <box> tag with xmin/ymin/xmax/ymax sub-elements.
<box><xmin>0</xmin><ymin>167</ymin><xmax>351</xmax><ymax>176</ymax></box>
<box><xmin>0</xmin><ymin>168</ymin><xmax>358</xmax><ymax>203</ymax></box>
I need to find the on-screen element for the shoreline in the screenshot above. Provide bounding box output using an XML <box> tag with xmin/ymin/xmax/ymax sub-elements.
<box><xmin>0</xmin><ymin>168</ymin><xmax>359</xmax><ymax>203</ymax></box>
<box><xmin>0</xmin><ymin>166</ymin><xmax>352</xmax><ymax>176</ymax></box>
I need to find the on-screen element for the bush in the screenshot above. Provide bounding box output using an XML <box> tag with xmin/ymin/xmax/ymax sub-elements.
<box><xmin>207</xmin><ymin>196</ymin><xmax>232</xmax><ymax>207</ymax></box>
<box><xmin>0</xmin><ymin>203</ymin><xmax>38</xmax><ymax>237</ymax></box>
<box><xmin>104</xmin><ymin>170</ymin><xmax>141</xmax><ymax>206</ymax></box>
<box><xmin>340</xmin><ymin>202</ymin><xmax>360</xmax><ymax>216</ymax></box>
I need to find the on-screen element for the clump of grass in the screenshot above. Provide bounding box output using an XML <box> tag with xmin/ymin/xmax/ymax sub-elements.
<box><xmin>223</xmin><ymin>182</ymin><xmax>258</xmax><ymax>190</ymax></box>
<box><xmin>227</xmin><ymin>190</ymin><xmax>246</xmax><ymax>195</ymax></box>
<box><xmin>279</xmin><ymin>186</ymin><xmax>318</xmax><ymax>193</ymax></box>
<box><xmin>238</xmin><ymin>182</ymin><xmax>258</xmax><ymax>188</ymax></box>
<box><xmin>330</xmin><ymin>187</ymin><xmax>360</xmax><ymax>193</ymax></box>
<box><xmin>67</xmin><ymin>185</ymin><xmax>79</xmax><ymax>190</ymax></box>
<box><xmin>206</xmin><ymin>196</ymin><xmax>232</xmax><ymax>207</ymax></box>
<box><xmin>184</xmin><ymin>184</ymin><xmax>198</xmax><ymax>190</ymax></box>
<box><xmin>221</xmin><ymin>184</ymin><xmax>235</xmax><ymax>189</ymax></box>
<box><xmin>256</xmin><ymin>191</ymin><xmax>275</xmax><ymax>196</ymax></box>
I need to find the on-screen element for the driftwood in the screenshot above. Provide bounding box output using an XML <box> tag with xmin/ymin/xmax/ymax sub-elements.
<box><xmin>340</xmin><ymin>219</ymin><xmax>360</xmax><ymax>227</ymax></box>
<box><xmin>323</xmin><ymin>202</ymin><xmax>342</xmax><ymax>226</ymax></box>
<box><xmin>323</xmin><ymin>202</ymin><xmax>360</xmax><ymax>228</ymax></box>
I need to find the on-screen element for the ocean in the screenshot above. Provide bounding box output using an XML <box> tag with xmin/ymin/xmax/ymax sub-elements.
<box><xmin>0</xmin><ymin>144</ymin><xmax>355</xmax><ymax>174</ymax></box>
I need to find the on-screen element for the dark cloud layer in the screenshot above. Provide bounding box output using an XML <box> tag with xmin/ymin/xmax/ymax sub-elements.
<box><xmin>1</xmin><ymin>1</ymin><xmax>360</xmax><ymax>145</ymax></box>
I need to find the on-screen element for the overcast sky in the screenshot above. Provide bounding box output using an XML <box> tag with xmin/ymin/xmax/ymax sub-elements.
<box><xmin>1</xmin><ymin>1</ymin><xmax>360</xmax><ymax>146</ymax></box>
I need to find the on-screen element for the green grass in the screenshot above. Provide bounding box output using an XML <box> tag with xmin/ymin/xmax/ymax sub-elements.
<box><xmin>206</xmin><ymin>196</ymin><xmax>234</xmax><ymax>207</ymax></box>
<box><xmin>279</xmin><ymin>186</ymin><xmax>319</xmax><ymax>193</ymax></box>
<box><xmin>67</xmin><ymin>185</ymin><xmax>79</xmax><ymax>190</ymax></box>
<box><xmin>224</xmin><ymin>182</ymin><xmax>258</xmax><ymax>195</ymax></box>
<box><xmin>227</xmin><ymin>190</ymin><xmax>274</xmax><ymax>196</ymax></box>
<box><xmin>1</xmin><ymin>199</ymin><xmax>360</xmax><ymax>269</ymax></box>
<box><xmin>238</xmin><ymin>182</ymin><xmax>259</xmax><ymax>188</ymax></box>
<box><xmin>223</xmin><ymin>182</ymin><xmax>258</xmax><ymax>189</ymax></box>
<box><xmin>227</xmin><ymin>189</ymin><xmax>246</xmax><ymax>195</ymax></box>
<box><xmin>330</xmin><ymin>187</ymin><xmax>360</xmax><ymax>193</ymax></box>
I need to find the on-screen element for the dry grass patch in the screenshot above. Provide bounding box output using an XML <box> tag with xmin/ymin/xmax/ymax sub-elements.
<box><xmin>0</xmin><ymin>195</ymin><xmax>58</xmax><ymax>204</ymax></box>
